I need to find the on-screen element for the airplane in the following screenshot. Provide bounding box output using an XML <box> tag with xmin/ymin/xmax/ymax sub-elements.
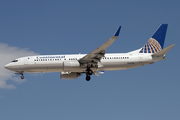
<box><xmin>4</xmin><ymin>24</ymin><xmax>175</xmax><ymax>81</ymax></box>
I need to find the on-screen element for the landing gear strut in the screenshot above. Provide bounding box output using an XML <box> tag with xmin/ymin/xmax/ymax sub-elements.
<box><xmin>15</xmin><ymin>72</ymin><xmax>24</xmax><ymax>79</ymax></box>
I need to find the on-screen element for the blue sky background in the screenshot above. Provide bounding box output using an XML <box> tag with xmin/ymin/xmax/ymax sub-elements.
<box><xmin>0</xmin><ymin>0</ymin><xmax>180</xmax><ymax>120</ymax></box>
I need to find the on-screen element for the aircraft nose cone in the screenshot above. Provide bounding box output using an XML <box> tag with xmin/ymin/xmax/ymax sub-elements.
<box><xmin>4</xmin><ymin>64</ymin><xmax>11</xmax><ymax>70</ymax></box>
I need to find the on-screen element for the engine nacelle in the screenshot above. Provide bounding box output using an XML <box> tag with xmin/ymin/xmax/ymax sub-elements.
<box><xmin>60</xmin><ymin>72</ymin><xmax>81</xmax><ymax>79</ymax></box>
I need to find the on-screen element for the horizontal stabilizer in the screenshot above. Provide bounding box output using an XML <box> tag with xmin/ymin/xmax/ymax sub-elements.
<box><xmin>152</xmin><ymin>44</ymin><xmax>175</xmax><ymax>57</ymax></box>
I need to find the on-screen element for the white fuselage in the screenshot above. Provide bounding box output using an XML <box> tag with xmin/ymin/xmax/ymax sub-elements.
<box><xmin>4</xmin><ymin>52</ymin><xmax>163</xmax><ymax>73</ymax></box>
<box><xmin>4</xmin><ymin>24</ymin><xmax>173</xmax><ymax>80</ymax></box>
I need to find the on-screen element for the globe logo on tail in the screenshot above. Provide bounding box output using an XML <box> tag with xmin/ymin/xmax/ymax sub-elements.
<box><xmin>139</xmin><ymin>38</ymin><xmax>162</xmax><ymax>53</ymax></box>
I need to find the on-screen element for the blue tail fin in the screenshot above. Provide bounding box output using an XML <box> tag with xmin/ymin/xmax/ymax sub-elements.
<box><xmin>139</xmin><ymin>24</ymin><xmax>168</xmax><ymax>53</ymax></box>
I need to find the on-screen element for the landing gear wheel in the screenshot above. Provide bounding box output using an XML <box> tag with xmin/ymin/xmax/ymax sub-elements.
<box><xmin>87</xmin><ymin>70</ymin><xmax>93</xmax><ymax>75</ymax></box>
<box><xmin>21</xmin><ymin>75</ymin><xmax>24</xmax><ymax>79</ymax></box>
<box><xmin>86</xmin><ymin>68</ymin><xmax>93</xmax><ymax>75</ymax></box>
<box><xmin>86</xmin><ymin>75</ymin><xmax>91</xmax><ymax>81</ymax></box>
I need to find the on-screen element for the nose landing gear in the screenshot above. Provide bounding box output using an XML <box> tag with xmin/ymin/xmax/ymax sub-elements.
<box><xmin>21</xmin><ymin>75</ymin><xmax>24</xmax><ymax>79</ymax></box>
<box><xmin>15</xmin><ymin>72</ymin><xmax>24</xmax><ymax>79</ymax></box>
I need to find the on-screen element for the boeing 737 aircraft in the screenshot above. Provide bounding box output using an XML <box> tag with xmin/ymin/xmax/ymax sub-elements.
<box><xmin>4</xmin><ymin>24</ymin><xmax>174</xmax><ymax>81</ymax></box>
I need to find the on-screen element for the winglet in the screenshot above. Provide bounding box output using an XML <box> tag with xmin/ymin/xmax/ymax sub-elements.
<box><xmin>114</xmin><ymin>26</ymin><xmax>121</xmax><ymax>36</ymax></box>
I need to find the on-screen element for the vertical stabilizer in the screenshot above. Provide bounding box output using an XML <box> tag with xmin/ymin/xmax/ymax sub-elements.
<box><xmin>139</xmin><ymin>24</ymin><xmax>168</xmax><ymax>53</ymax></box>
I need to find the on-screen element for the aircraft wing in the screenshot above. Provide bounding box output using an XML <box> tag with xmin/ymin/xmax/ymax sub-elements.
<box><xmin>79</xmin><ymin>26</ymin><xmax>121</xmax><ymax>64</ymax></box>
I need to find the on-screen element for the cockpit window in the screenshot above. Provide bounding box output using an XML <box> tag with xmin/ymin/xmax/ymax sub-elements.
<box><xmin>12</xmin><ymin>60</ymin><xmax>18</xmax><ymax>62</ymax></box>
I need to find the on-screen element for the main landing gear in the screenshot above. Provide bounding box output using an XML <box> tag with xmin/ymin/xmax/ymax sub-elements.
<box><xmin>86</xmin><ymin>68</ymin><xmax>93</xmax><ymax>81</ymax></box>
<box><xmin>86</xmin><ymin>75</ymin><xmax>91</xmax><ymax>81</ymax></box>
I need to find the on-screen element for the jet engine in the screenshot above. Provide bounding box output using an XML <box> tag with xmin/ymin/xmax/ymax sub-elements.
<box><xmin>60</xmin><ymin>72</ymin><xmax>81</xmax><ymax>79</ymax></box>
